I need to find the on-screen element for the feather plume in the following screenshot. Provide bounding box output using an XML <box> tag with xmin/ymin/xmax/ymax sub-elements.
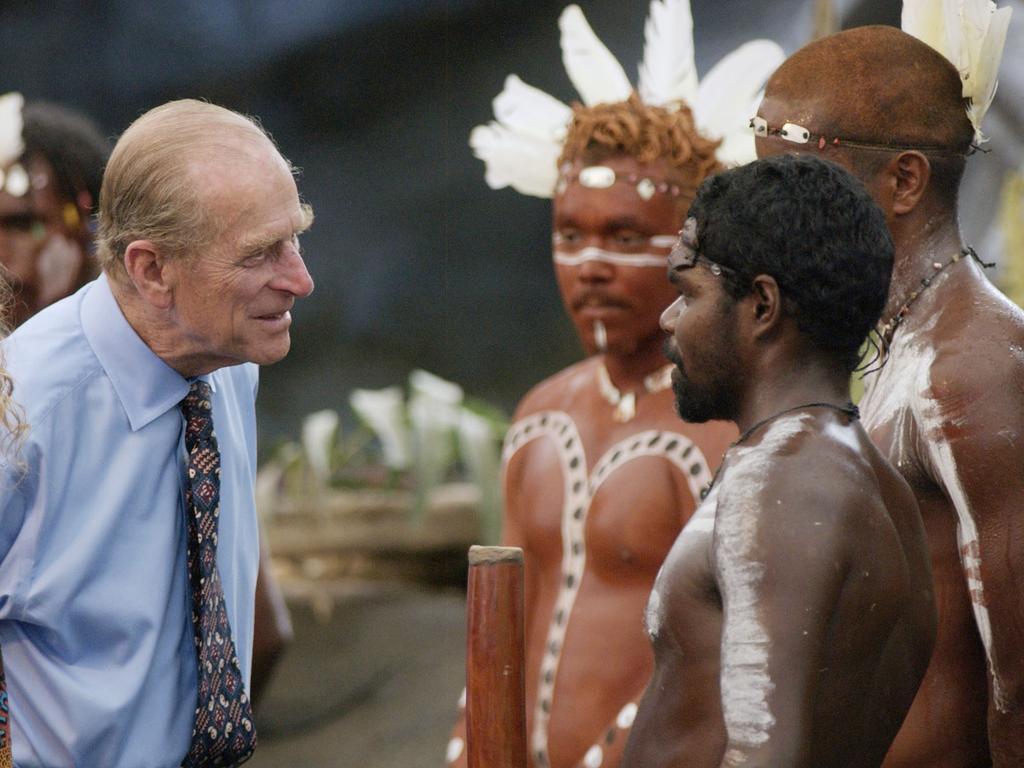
<box><xmin>901</xmin><ymin>0</ymin><xmax>946</xmax><ymax>51</ymax></box>
<box><xmin>469</xmin><ymin>122</ymin><xmax>561</xmax><ymax>198</ymax></box>
<box><xmin>559</xmin><ymin>5</ymin><xmax>632</xmax><ymax>106</ymax></box>
<box><xmin>902</xmin><ymin>0</ymin><xmax>1014</xmax><ymax>142</ymax></box>
<box><xmin>0</xmin><ymin>93</ymin><xmax>24</xmax><ymax>168</ymax></box>
<box><xmin>638</xmin><ymin>0</ymin><xmax>698</xmax><ymax>108</ymax></box>
<box><xmin>694</xmin><ymin>40</ymin><xmax>786</xmax><ymax>166</ymax></box>
<box><xmin>965</xmin><ymin>5</ymin><xmax>1011</xmax><ymax>140</ymax></box>
<box><xmin>493</xmin><ymin>75</ymin><xmax>573</xmax><ymax>143</ymax></box>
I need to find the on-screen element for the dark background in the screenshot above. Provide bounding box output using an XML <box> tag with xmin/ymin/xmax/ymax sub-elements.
<box><xmin>1</xmin><ymin>0</ymin><xmax>1019</xmax><ymax>454</ymax></box>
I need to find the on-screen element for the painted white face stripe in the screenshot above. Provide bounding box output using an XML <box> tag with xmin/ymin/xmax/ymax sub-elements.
<box><xmin>553</xmin><ymin>247</ymin><xmax>666</xmax><ymax>268</ymax></box>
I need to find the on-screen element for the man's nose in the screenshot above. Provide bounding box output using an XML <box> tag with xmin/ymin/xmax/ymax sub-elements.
<box><xmin>576</xmin><ymin>254</ymin><xmax>615</xmax><ymax>283</ymax></box>
<box><xmin>275</xmin><ymin>247</ymin><xmax>314</xmax><ymax>298</ymax></box>
<box><xmin>660</xmin><ymin>297</ymin><xmax>682</xmax><ymax>333</ymax></box>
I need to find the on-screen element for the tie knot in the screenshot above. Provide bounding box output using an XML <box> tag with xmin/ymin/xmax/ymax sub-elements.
<box><xmin>181</xmin><ymin>381</ymin><xmax>213</xmax><ymax>422</ymax></box>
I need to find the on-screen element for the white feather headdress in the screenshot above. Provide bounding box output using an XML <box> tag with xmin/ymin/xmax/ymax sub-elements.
<box><xmin>901</xmin><ymin>0</ymin><xmax>1013</xmax><ymax>144</ymax></box>
<box><xmin>0</xmin><ymin>93</ymin><xmax>24</xmax><ymax>169</ymax></box>
<box><xmin>469</xmin><ymin>0</ymin><xmax>785</xmax><ymax>198</ymax></box>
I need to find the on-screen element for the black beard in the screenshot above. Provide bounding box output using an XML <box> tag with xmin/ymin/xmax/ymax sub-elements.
<box><xmin>671</xmin><ymin>365</ymin><xmax>736</xmax><ymax>423</ymax></box>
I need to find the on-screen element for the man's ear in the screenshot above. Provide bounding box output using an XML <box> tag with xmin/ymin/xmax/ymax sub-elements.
<box><xmin>747</xmin><ymin>274</ymin><xmax>784</xmax><ymax>340</ymax></box>
<box><xmin>872</xmin><ymin>150</ymin><xmax>929</xmax><ymax>217</ymax></box>
<box><xmin>123</xmin><ymin>240</ymin><xmax>175</xmax><ymax>310</ymax></box>
<box><xmin>892</xmin><ymin>151</ymin><xmax>930</xmax><ymax>215</ymax></box>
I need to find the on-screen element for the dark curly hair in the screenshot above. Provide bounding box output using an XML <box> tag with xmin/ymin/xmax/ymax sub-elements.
<box><xmin>21</xmin><ymin>101</ymin><xmax>110</xmax><ymax>209</ymax></box>
<box><xmin>689</xmin><ymin>154</ymin><xmax>893</xmax><ymax>372</ymax></box>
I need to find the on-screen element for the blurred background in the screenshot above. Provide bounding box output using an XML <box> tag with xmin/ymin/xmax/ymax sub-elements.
<box><xmin>0</xmin><ymin>0</ymin><xmax>1020</xmax><ymax>765</ymax></box>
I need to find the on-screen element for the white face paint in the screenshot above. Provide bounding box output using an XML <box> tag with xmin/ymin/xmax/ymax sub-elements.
<box><xmin>715</xmin><ymin>415</ymin><xmax>811</xmax><ymax>754</ymax></box>
<box><xmin>593</xmin><ymin>319</ymin><xmax>608</xmax><ymax>353</ymax></box>
<box><xmin>553</xmin><ymin>245</ymin><xmax>666</xmax><ymax>268</ymax></box>
<box><xmin>860</xmin><ymin>313</ymin><xmax>1006</xmax><ymax>711</ymax></box>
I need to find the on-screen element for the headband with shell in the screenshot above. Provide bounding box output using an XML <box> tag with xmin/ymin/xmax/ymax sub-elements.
<box><xmin>901</xmin><ymin>0</ymin><xmax>1013</xmax><ymax>144</ymax></box>
<box><xmin>469</xmin><ymin>0</ymin><xmax>786</xmax><ymax>199</ymax></box>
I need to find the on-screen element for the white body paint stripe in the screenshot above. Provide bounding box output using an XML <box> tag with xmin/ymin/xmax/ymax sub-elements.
<box><xmin>861</xmin><ymin>321</ymin><xmax>1007</xmax><ymax>713</ymax></box>
<box><xmin>716</xmin><ymin>416</ymin><xmax>811</xmax><ymax>754</ymax></box>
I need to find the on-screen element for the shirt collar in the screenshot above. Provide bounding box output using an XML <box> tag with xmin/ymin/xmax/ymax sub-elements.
<box><xmin>81</xmin><ymin>274</ymin><xmax>202</xmax><ymax>432</ymax></box>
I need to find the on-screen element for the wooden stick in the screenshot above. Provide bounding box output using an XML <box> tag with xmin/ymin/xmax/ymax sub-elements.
<box><xmin>465</xmin><ymin>545</ymin><xmax>527</xmax><ymax>768</ymax></box>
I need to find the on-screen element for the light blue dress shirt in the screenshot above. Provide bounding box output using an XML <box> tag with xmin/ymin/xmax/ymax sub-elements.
<box><xmin>0</xmin><ymin>275</ymin><xmax>260</xmax><ymax>768</ymax></box>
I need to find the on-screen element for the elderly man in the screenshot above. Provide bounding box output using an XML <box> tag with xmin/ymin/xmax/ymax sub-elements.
<box><xmin>754</xmin><ymin>16</ymin><xmax>1023</xmax><ymax>767</ymax></box>
<box><xmin>623</xmin><ymin>154</ymin><xmax>935</xmax><ymax>768</ymax></box>
<box><xmin>0</xmin><ymin>99</ymin><xmax>314</xmax><ymax>767</ymax></box>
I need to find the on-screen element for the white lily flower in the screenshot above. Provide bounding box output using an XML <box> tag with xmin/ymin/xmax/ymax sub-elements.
<box><xmin>0</xmin><ymin>93</ymin><xmax>23</xmax><ymax>169</ymax></box>
<box><xmin>300</xmin><ymin>409</ymin><xmax>339</xmax><ymax>484</ymax></box>
<box><xmin>410</xmin><ymin>369</ymin><xmax>464</xmax><ymax>409</ymax></box>
<box><xmin>350</xmin><ymin>386</ymin><xmax>411</xmax><ymax>470</ymax></box>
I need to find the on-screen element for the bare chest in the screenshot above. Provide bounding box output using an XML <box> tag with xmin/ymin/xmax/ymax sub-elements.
<box><xmin>504</xmin><ymin>410</ymin><xmax>714</xmax><ymax>573</ymax></box>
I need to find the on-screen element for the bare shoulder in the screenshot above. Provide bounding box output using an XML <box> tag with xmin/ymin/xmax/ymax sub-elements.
<box><xmin>715</xmin><ymin>412</ymin><xmax>890</xmax><ymax>556</ymax></box>
<box><xmin>930</xmin><ymin>270</ymin><xmax>1024</xmax><ymax>401</ymax></box>
<box><xmin>512</xmin><ymin>356</ymin><xmax>599</xmax><ymax>420</ymax></box>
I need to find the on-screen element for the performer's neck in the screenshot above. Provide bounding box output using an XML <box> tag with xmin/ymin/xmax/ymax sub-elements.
<box><xmin>600</xmin><ymin>336</ymin><xmax>670</xmax><ymax>393</ymax></box>
<box><xmin>884</xmin><ymin>213</ymin><xmax>964</xmax><ymax>323</ymax></box>
<box><xmin>733</xmin><ymin>355</ymin><xmax>851</xmax><ymax>436</ymax></box>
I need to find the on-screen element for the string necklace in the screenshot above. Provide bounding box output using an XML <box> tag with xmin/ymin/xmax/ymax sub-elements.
<box><xmin>702</xmin><ymin>401</ymin><xmax>860</xmax><ymax>498</ymax></box>
<box><xmin>877</xmin><ymin>246</ymin><xmax>989</xmax><ymax>351</ymax></box>
<box><xmin>596</xmin><ymin>362</ymin><xmax>674</xmax><ymax>423</ymax></box>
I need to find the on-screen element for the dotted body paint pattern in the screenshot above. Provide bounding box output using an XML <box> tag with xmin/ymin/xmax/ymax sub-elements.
<box><xmin>503</xmin><ymin>411</ymin><xmax>713</xmax><ymax>767</ymax></box>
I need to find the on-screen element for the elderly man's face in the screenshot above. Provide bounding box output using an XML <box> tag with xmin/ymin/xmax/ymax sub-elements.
<box><xmin>169</xmin><ymin>138</ymin><xmax>314</xmax><ymax>373</ymax></box>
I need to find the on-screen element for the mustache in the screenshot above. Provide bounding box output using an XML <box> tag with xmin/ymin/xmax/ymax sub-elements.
<box><xmin>571</xmin><ymin>290</ymin><xmax>631</xmax><ymax>311</ymax></box>
<box><xmin>663</xmin><ymin>338</ymin><xmax>683</xmax><ymax>367</ymax></box>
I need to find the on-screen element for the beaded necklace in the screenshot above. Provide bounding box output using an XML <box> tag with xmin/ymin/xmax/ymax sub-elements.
<box><xmin>596</xmin><ymin>362</ymin><xmax>674</xmax><ymax>423</ymax></box>
<box><xmin>877</xmin><ymin>247</ymin><xmax>986</xmax><ymax>350</ymax></box>
<box><xmin>702</xmin><ymin>401</ymin><xmax>860</xmax><ymax>498</ymax></box>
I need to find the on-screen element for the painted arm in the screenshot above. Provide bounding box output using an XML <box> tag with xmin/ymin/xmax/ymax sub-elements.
<box><xmin>922</xmin><ymin>356</ymin><xmax>1024</xmax><ymax>765</ymax></box>
<box><xmin>711</xmin><ymin>471</ymin><xmax>850</xmax><ymax>768</ymax></box>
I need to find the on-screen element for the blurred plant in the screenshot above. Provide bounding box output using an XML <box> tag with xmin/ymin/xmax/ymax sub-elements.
<box><xmin>261</xmin><ymin>369</ymin><xmax>508</xmax><ymax>542</ymax></box>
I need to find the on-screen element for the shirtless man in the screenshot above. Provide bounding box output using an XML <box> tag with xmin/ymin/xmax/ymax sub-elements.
<box><xmin>446</xmin><ymin>0</ymin><xmax>790</xmax><ymax>760</ymax></box>
<box><xmin>0</xmin><ymin>97</ymin><xmax>107</xmax><ymax>326</ymax></box>
<box><xmin>449</xmin><ymin>92</ymin><xmax>735</xmax><ymax>768</ymax></box>
<box><xmin>623</xmin><ymin>154</ymin><xmax>935</xmax><ymax>768</ymax></box>
<box><xmin>754</xmin><ymin>19</ymin><xmax>1024</xmax><ymax>766</ymax></box>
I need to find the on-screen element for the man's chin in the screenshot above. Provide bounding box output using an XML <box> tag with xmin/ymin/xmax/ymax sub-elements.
<box><xmin>671</xmin><ymin>378</ymin><xmax>728</xmax><ymax>424</ymax></box>
<box><xmin>246</xmin><ymin>335</ymin><xmax>291</xmax><ymax>366</ymax></box>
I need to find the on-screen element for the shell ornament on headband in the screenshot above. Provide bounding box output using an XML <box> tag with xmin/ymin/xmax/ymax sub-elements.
<box><xmin>902</xmin><ymin>0</ymin><xmax>1012</xmax><ymax>144</ymax></box>
<box><xmin>469</xmin><ymin>0</ymin><xmax>785</xmax><ymax>199</ymax></box>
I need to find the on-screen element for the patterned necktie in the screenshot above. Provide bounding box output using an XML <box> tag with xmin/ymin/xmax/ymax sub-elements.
<box><xmin>181</xmin><ymin>381</ymin><xmax>257</xmax><ymax>768</ymax></box>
